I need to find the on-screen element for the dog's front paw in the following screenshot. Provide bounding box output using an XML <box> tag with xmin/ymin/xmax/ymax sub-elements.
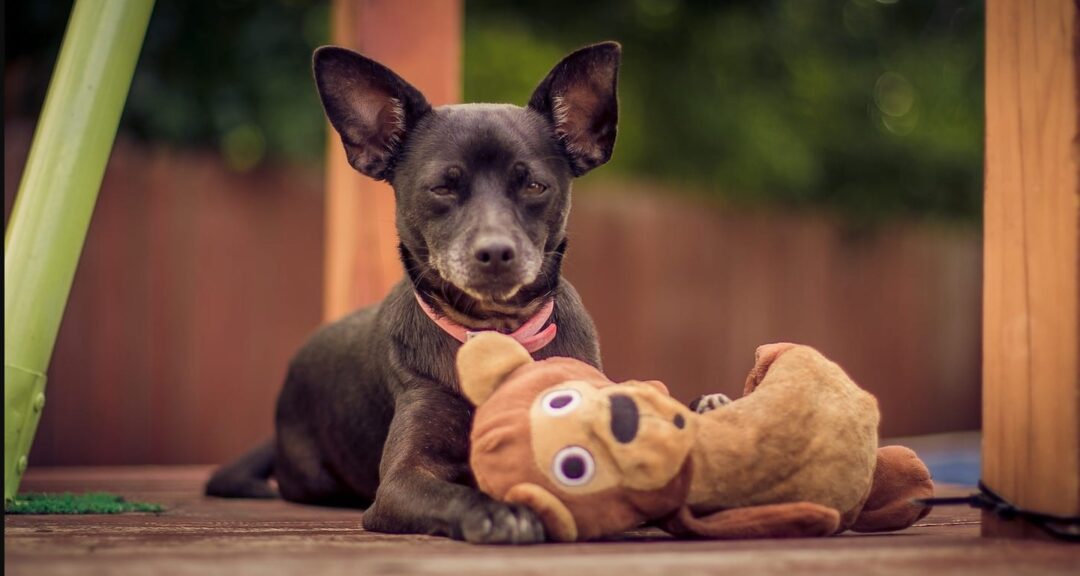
<box><xmin>460</xmin><ymin>501</ymin><xmax>546</xmax><ymax>545</ymax></box>
<box><xmin>688</xmin><ymin>393</ymin><xmax>732</xmax><ymax>414</ymax></box>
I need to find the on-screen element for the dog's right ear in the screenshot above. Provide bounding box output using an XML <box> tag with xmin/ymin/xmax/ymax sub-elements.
<box><xmin>313</xmin><ymin>46</ymin><xmax>431</xmax><ymax>181</ymax></box>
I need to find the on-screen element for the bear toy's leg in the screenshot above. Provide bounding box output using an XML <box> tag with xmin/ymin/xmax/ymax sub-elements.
<box><xmin>851</xmin><ymin>445</ymin><xmax>935</xmax><ymax>533</ymax></box>
<box><xmin>660</xmin><ymin>502</ymin><xmax>841</xmax><ymax>539</ymax></box>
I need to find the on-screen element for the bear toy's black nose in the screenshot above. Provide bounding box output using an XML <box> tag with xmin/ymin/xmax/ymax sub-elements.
<box><xmin>609</xmin><ymin>394</ymin><xmax>639</xmax><ymax>443</ymax></box>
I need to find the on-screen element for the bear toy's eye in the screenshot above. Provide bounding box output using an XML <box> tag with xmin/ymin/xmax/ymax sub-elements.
<box><xmin>541</xmin><ymin>389</ymin><xmax>582</xmax><ymax>416</ymax></box>
<box><xmin>552</xmin><ymin>446</ymin><xmax>595</xmax><ymax>486</ymax></box>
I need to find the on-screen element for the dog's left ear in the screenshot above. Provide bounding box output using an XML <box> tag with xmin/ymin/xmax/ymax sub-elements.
<box><xmin>528</xmin><ymin>42</ymin><xmax>621</xmax><ymax>176</ymax></box>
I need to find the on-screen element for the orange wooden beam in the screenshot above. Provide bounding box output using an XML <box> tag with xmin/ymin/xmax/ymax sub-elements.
<box><xmin>324</xmin><ymin>0</ymin><xmax>461</xmax><ymax>320</ymax></box>
<box><xmin>982</xmin><ymin>0</ymin><xmax>1079</xmax><ymax>539</ymax></box>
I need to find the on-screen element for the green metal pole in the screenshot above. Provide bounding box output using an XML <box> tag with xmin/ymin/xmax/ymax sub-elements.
<box><xmin>4</xmin><ymin>0</ymin><xmax>154</xmax><ymax>502</ymax></box>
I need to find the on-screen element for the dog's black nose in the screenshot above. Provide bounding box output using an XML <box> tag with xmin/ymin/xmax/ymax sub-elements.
<box><xmin>609</xmin><ymin>394</ymin><xmax>639</xmax><ymax>443</ymax></box>
<box><xmin>474</xmin><ymin>241</ymin><xmax>515</xmax><ymax>267</ymax></box>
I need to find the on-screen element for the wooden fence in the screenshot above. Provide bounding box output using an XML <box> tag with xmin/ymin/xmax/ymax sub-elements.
<box><xmin>565</xmin><ymin>182</ymin><xmax>982</xmax><ymax>437</ymax></box>
<box><xmin>4</xmin><ymin>123</ymin><xmax>981</xmax><ymax>465</ymax></box>
<box><xmin>5</xmin><ymin>122</ymin><xmax>324</xmax><ymax>465</ymax></box>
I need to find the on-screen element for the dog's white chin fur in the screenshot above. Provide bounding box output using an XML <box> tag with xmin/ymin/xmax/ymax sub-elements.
<box><xmin>430</xmin><ymin>258</ymin><xmax>537</xmax><ymax>304</ymax></box>
<box><xmin>462</xmin><ymin>284</ymin><xmax>524</xmax><ymax>303</ymax></box>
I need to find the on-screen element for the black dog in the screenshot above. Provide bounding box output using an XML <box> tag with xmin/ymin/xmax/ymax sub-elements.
<box><xmin>207</xmin><ymin>42</ymin><xmax>620</xmax><ymax>544</ymax></box>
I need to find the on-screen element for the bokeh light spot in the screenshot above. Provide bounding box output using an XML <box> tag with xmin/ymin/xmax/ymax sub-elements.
<box><xmin>222</xmin><ymin>124</ymin><xmax>266</xmax><ymax>172</ymax></box>
<box><xmin>874</xmin><ymin>72</ymin><xmax>916</xmax><ymax>117</ymax></box>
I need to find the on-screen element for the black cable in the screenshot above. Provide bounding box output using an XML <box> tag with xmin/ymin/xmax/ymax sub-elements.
<box><xmin>914</xmin><ymin>481</ymin><xmax>1080</xmax><ymax>542</ymax></box>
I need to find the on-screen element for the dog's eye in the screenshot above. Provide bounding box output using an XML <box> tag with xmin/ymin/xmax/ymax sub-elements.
<box><xmin>429</xmin><ymin>185</ymin><xmax>454</xmax><ymax>197</ymax></box>
<box><xmin>523</xmin><ymin>181</ymin><xmax>548</xmax><ymax>196</ymax></box>
<box><xmin>552</xmin><ymin>446</ymin><xmax>595</xmax><ymax>487</ymax></box>
<box><xmin>541</xmin><ymin>389</ymin><xmax>581</xmax><ymax>416</ymax></box>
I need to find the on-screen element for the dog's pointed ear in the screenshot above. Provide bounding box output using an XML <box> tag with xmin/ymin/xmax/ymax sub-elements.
<box><xmin>456</xmin><ymin>332</ymin><xmax>534</xmax><ymax>406</ymax></box>
<box><xmin>313</xmin><ymin>46</ymin><xmax>431</xmax><ymax>181</ymax></box>
<box><xmin>504</xmin><ymin>483</ymin><xmax>578</xmax><ymax>542</ymax></box>
<box><xmin>528</xmin><ymin>42</ymin><xmax>621</xmax><ymax>177</ymax></box>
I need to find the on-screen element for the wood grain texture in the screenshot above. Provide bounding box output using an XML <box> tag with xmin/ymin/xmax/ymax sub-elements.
<box><xmin>6</xmin><ymin>466</ymin><xmax>1078</xmax><ymax>576</ymax></box>
<box><xmin>982</xmin><ymin>0</ymin><xmax>1080</xmax><ymax>526</ymax></box>
<box><xmin>322</xmin><ymin>0</ymin><xmax>462</xmax><ymax>321</ymax></box>
<box><xmin>2</xmin><ymin>123</ymin><xmax>323</xmax><ymax>467</ymax></box>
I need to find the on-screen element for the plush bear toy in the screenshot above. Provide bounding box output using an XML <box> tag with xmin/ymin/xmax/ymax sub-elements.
<box><xmin>457</xmin><ymin>332</ymin><xmax>934</xmax><ymax>542</ymax></box>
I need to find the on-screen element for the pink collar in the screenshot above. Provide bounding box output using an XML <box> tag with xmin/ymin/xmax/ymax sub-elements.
<box><xmin>414</xmin><ymin>293</ymin><xmax>558</xmax><ymax>354</ymax></box>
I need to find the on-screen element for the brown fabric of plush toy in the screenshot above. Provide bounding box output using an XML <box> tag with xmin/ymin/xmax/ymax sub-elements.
<box><xmin>660</xmin><ymin>501</ymin><xmax>842</xmax><ymax>539</ymax></box>
<box><xmin>850</xmin><ymin>445</ymin><xmax>935</xmax><ymax>532</ymax></box>
<box><xmin>683</xmin><ymin>345</ymin><xmax>880</xmax><ymax>529</ymax></box>
<box><xmin>458</xmin><ymin>332</ymin><xmax>934</xmax><ymax>542</ymax></box>
<box><xmin>463</xmin><ymin>348</ymin><xmax>695</xmax><ymax>541</ymax></box>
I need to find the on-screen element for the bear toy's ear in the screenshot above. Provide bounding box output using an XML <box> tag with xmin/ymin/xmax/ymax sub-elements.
<box><xmin>504</xmin><ymin>483</ymin><xmax>579</xmax><ymax>543</ymax></box>
<box><xmin>457</xmin><ymin>332</ymin><xmax>535</xmax><ymax>406</ymax></box>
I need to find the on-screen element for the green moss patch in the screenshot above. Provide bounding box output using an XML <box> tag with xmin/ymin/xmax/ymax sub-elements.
<box><xmin>5</xmin><ymin>492</ymin><xmax>163</xmax><ymax>515</ymax></box>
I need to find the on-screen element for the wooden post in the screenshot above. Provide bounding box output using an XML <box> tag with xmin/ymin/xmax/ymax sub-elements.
<box><xmin>982</xmin><ymin>0</ymin><xmax>1079</xmax><ymax>539</ymax></box>
<box><xmin>323</xmin><ymin>0</ymin><xmax>461</xmax><ymax>320</ymax></box>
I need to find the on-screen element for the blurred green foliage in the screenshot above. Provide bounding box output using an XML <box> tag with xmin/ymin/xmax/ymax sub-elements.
<box><xmin>466</xmin><ymin>0</ymin><xmax>983</xmax><ymax>221</ymax></box>
<box><xmin>6</xmin><ymin>0</ymin><xmax>982</xmax><ymax>221</ymax></box>
<box><xmin>6</xmin><ymin>0</ymin><xmax>330</xmax><ymax>170</ymax></box>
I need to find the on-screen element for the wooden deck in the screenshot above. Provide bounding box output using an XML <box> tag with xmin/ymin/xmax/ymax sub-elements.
<box><xmin>4</xmin><ymin>466</ymin><xmax>1078</xmax><ymax>575</ymax></box>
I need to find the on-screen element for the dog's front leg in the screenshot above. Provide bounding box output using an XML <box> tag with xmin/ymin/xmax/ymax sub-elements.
<box><xmin>361</xmin><ymin>384</ymin><xmax>545</xmax><ymax>544</ymax></box>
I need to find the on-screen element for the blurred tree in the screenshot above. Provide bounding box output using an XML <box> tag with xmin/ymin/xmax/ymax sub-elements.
<box><xmin>6</xmin><ymin>0</ymin><xmax>982</xmax><ymax>221</ymax></box>
<box><xmin>6</xmin><ymin>0</ymin><xmax>330</xmax><ymax>170</ymax></box>
<box><xmin>465</xmin><ymin>0</ymin><xmax>983</xmax><ymax>222</ymax></box>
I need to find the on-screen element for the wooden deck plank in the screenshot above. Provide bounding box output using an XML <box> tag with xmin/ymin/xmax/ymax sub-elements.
<box><xmin>5</xmin><ymin>466</ymin><xmax>1078</xmax><ymax>576</ymax></box>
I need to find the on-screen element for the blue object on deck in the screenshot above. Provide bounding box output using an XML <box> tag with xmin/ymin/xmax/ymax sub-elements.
<box><xmin>883</xmin><ymin>431</ymin><xmax>981</xmax><ymax>486</ymax></box>
<box><xmin>922</xmin><ymin>452</ymin><xmax>981</xmax><ymax>485</ymax></box>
